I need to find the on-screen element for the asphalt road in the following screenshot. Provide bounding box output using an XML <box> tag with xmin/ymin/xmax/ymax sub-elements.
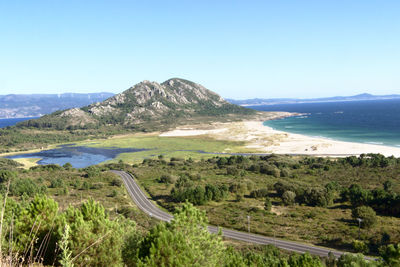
<box><xmin>112</xmin><ymin>170</ymin><xmax>369</xmax><ymax>259</ymax></box>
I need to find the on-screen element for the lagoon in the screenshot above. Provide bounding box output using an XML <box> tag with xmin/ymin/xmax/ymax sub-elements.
<box><xmin>6</xmin><ymin>144</ymin><xmax>148</xmax><ymax>168</ymax></box>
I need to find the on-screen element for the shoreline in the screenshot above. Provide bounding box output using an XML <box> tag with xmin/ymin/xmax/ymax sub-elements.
<box><xmin>264</xmin><ymin>120</ymin><xmax>400</xmax><ymax>149</ymax></box>
<box><xmin>160</xmin><ymin>117</ymin><xmax>400</xmax><ymax>157</ymax></box>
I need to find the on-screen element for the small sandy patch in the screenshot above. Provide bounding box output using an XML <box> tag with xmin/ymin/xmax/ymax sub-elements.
<box><xmin>271</xmin><ymin>205</ymin><xmax>286</xmax><ymax>216</ymax></box>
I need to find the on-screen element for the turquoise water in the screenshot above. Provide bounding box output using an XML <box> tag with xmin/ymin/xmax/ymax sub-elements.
<box><xmin>250</xmin><ymin>99</ymin><xmax>400</xmax><ymax>147</ymax></box>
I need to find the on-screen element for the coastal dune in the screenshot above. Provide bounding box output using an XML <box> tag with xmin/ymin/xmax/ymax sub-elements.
<box><xmin>160</xmin><ymin>120</ymin><xmax>400</xmax><ymax>157</ymax></box>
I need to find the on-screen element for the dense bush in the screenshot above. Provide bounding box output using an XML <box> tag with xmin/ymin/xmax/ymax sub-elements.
<box><xmin>0</xmin><ymin>170</ymin><xmax>17</xmax><ymax>183</ymax></box>
<box><xmin>274</xmin><ymin>182</ymin><xmax>335</xmax><ymax>207</ymax></box>
<box><xmin>260</xmin><ymin>164</ymin><xmax>280</xmax><ymax>177</ymax></box>
<box><xmin>171</xmin><ymin>183</ymin><xmax>228</xmax><ymax>205</ymax></box>
<box><xmin>10</xmin><ymin>178</ymin><xmax>46</xmax><ymax>196</ymax></box>
<box><xmin>84</xmin><ymin>166</ymin><xmax>101</xmax><ymax>178</ymax></box>
<box><xmin>352</xmin><ymin>206</ymin><xmax>377</xmax><ymax>229</ymax></box>
<box><xmin>300</xmin><ymin>188</ymin><xmax>334</xmax><ymax>207</ymax></box>
<box><xmin>31</xmin><ymin>164</ymin><xmax>63</xmax><ymax>171</ymax></box>
<box><xmin>159</xmin><ymin>174</ymin><xmax>175</xmax><ymax>184</ymax></box>
<box><xmin>136</xmin><ymin>202</ymin><xmax>225</xmax><ymax>266</ymax></box>
<box><xmin>282</xmin><ymin>191</ymin><xmax>296</xmax><ymax>206</ymax></box>
<box><xmin>264</xmin><ymin>196</ymin><xmax>272</xmax><ymax>212</ymax></box>
<box><xmin>229</xmin><ymin>182</ymin><xmax>247</xmax><ymax>195</ymax></box>
<box><xmin>111</xmin><ymin>177</ymin><xmax>123</xmax><ymax>187</ymax></box>
<box><xmin>379</xmin><ymin>243</ymin><xmax>400</xmax><ymax>266</ymax></box>
<box><xmin>250</xmin><ymin>188</ymin><xmax>269</xmax><ymax>198</ymax></box>
<box><xmin>2</xmin><ymin>195</ymin><xmax>136</xmax><ymax>266</ymax></box>
<box><xmin>352</xmin><ymin>240</ymin><xmax>369</xmax><ymax>254</ymax></box>
<box><xmin>341</xmin><ymin>183</ymin><xmax>400</xmax><ymax>217</ymax></box>
<box><xmin>50</xmin><ymin>177</ymin><xmax>64</xmax><ymax>188</ymax></box>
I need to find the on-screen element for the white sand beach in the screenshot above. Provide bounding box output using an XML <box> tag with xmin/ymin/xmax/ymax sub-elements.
<box><xmin>160</xmin><ymin>118</ymin><xmax>400</xmax><ymax>157</ymax></box>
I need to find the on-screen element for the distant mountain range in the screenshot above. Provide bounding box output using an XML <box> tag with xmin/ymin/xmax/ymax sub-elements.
<box><xmin>227</xmin><ymin>93</ymin><xmax>400</xmax><ymax>106</ymax></box>
<box><xmin>0</xmin><ymin>93</ymin><xmax>114</xmax><ymax>118</ymax></box>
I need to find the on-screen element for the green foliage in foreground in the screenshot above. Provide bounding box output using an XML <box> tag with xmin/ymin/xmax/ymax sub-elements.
<box><xmin>0</xmin><ymin>157</ymin><xmax>399</xmax><ymax>266</ymax></box>
<box><xmin>137</xmin><ymin>202</ymin><xmax>225</xmax><ymax>267</ymax></box>
<box><xmin>2</xmin><ymin>195</ymin><xmax>136</xmax><ymax>266</ymax></box>
<box><xmin>379</xmin><ymin>244</ymin><xmax>400</xmax><ymax>266</ymax></box>
<box><xmin>0</xmin><ymin>192</ymin><xmax>397</xmax><ymax>266</ymax></box>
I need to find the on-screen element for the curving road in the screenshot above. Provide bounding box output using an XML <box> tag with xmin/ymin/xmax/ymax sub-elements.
<box><xmin>112</xmin><ymin>170</ymin><xmax>370</xmax><ymax>259</ymax></box>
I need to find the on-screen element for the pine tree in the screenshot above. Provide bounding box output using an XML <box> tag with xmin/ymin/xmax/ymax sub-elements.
<box><xmin>138</xmin><ymin>201</ymin><xmax>225</xmax><ymax>267</ymax></box>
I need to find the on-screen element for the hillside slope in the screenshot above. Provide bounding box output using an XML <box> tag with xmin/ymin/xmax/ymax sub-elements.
<box><xmin>18</xmin><ymin>78</ymin><xmax>256</xmax><ymax>130</ymax></box>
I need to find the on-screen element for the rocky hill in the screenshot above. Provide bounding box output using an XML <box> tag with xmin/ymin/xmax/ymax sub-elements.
<box><xmin>18</xmin><ymin>78</ymin><xmax>255</xmax><ymax>130</ymax></box>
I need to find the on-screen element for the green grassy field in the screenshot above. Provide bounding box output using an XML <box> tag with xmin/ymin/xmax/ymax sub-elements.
<box><xmin>79</xmin><ymin>134</ymin><xmax>253</xmax><ymax>164</ymax></box>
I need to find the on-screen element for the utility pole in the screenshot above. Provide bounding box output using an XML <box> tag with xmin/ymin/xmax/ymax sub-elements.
<box><xmin>357</xmin><ymin>218</ymin><xmax>363</xmax><ymax>239</ymax></box>
<box><xmin>247</xmin><ymin>215</ymin><xmax>250</xmax><ymax>233</ymax></box>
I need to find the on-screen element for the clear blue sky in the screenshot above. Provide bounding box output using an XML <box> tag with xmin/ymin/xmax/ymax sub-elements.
<box><xmin>1</xmin><ymin>0</ymin><xmax>399</xmax><ymax>99</ymax></box>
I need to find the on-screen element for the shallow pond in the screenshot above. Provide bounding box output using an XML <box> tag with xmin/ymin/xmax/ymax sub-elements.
<box><xmin>6</xmin><ymin>144</ymin><xmax>148</xmax><ymax>168</ymax></box>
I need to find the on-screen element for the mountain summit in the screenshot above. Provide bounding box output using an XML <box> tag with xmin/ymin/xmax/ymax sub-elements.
<box><xmin>20</xmin><ymin>78</ymin><xmax>254</xmax><ymax>130</ymax></box>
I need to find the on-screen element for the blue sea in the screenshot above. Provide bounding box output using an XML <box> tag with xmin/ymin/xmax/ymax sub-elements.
<box><xmin>249</xmin><ymin>99</ymin><xmax>400</xmax><ymax>148</ymax></box>
<box><xmin>0</xmin><ymin>117</ymin><xmax>39</xmax><ymax>128</ymax></box>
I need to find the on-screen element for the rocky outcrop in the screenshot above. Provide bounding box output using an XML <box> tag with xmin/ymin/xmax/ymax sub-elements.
<box><xmin>22</xmin><ymin>78</ymin><xmax>254</xmax><ymax>129</ymax></box>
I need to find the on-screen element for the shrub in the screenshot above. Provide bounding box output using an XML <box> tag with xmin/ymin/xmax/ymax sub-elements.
<box><xmin>10</xmin><ymin>178</ymin><xmax>42</xmax><ymax>197</ymax></box>
<box><xmin>248</xmin><ymin>164</ymin><xmax>260</xmax><ymax>173</ymax></box>
<box><xmin>108</xmin><ymin>190</ymin><xmax>118</xmax><ymax>197</ymax></box>
<box><xmin>260</xmin><ymin>164</ymin><xmax>280</xmax><ymax>177</ymax></box>
<box><xmin>250</xmin><ymin>188</ymin><xmax>269</xmax><ymax>198</ymax></box>
<box><xmin>352</xmin><ymin>240</ymin><xmax>369</xmax><ymax>254</ymax></box>
<box><xmin>170</xmin><ymin>157</ymin><xmax>184</xmax><ymax>162</ymax></box>
<box><xmin>81</xmin><ymin>181</ymin><xmax>91</xmax><ymax>190</ymax></box>
<box><xmin>50</xmin><ymin>177</ymin><xmax>64</xmax><ymax>188</ymax></box>
<box><xmin>0</xmin><ymin>170</ymin><xmax>17</xmax><ymax>183</ymax></box>
<box><xmin>300</xmin><ymin>188</ymin><xmax>334</xmax><ymax>207</ymax></box>
<box><xmin>84</xmin><ymin>166</ymin><xmax>101</xmax><ymax>178</ymax></box>
<box><xmin>280</xmin><ymin>168</ymin><xmax>291</xmax><ymax>178</ymax></box>
<box><xmin>159</xmin><ymin>174</ymin><xmax>174</xmax><ymax>184</ymax></box>
<box><xmin>379</xmin><ymin>243</ymin><xmax>400</xmax><ymax>266</ymax></box>
<box><xmin>217</xmin><ymin>157</ymin><xmax>228</xmax><ymax>166</ymax></box>
<box><xmin>282</xmin><ymin>191</ymin><xmax>296</xmax><ymax>206</ymax></box>
<box><xmin>229</xmin><ymin>182</ymin><xmax>247</xmax><ymax>195</ymax></box>
<box><xmin>63</xmin><ymin>162</ymin><xmax>73</xmax><ymax>170</ymax></box>
<box><xmin>351</xmin><ymin>206</ymin><xmax>377</xmax><ymax>229</ymax></box>
<box><xmin>336</xmin><ymin>253</ymin><xmax>374</xmax><ymax>267</ymax></box>
<box><xmin>264</xmin><ymin>197</ymin><xmax>272</xmax><ymax>212</ymax></box>
<box><xmin>111</xmin><ymin>178</ymin><xmax>123</xmax><ymax>187</ymax></box>
<box><xmin>347</xmin><ymin>184</ymin><xmax>372</xmax><ymax>207</ymax></box>
<box><xmin>274</xmin><ymin>182</ymin><xmax>296</xmax><ymax>196</ymax></box>
<box><xmin>31</xmin><ymin>164</ymin><xmax>63</xmax><ymax>171</ymax></box>
<box><xmin>226</xmin><ymin>166</ymin><xmax>239</xmax><ymax>176</ymax></box>
<box><xmin>90</xmin><ymin>183</ymin><xmax>103</xmax><ymax>190</ymax></box>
